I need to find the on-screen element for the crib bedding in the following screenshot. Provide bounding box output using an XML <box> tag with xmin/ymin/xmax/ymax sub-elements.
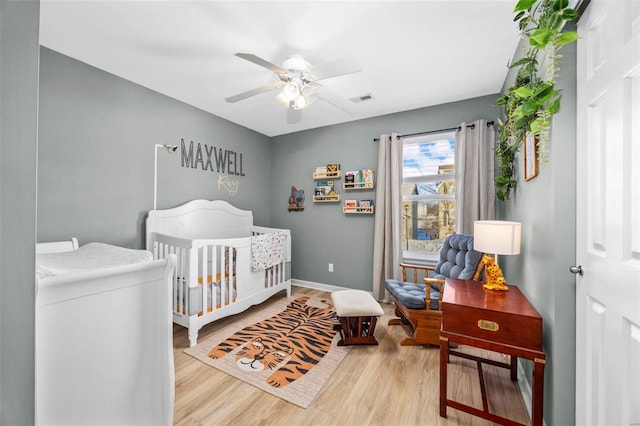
<box><xmin>36</xmin><ymin>242</ymin><xmax>152</xmax><ymax>279</ymax></box>
<box><xmin>250</xmin><ymin>231</ymin><xmax>286</xmax><ymax>271</ymax></box>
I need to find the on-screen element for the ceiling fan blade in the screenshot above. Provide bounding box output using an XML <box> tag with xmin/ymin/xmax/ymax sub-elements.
<box><xmin>318</xmin><ymin>86</ymin><xmax>357</xmax><ymax>115</ymax></box>
<box><xmin>310</xmin><ymin>55</ymin><xmax>363</xmax><ymax>81</ymax></box>
<box><xmin>235</xmin><ymin>53</ymin><xmax>288</xmax><ymax>75</ymax></box>
<box><xmin>225</xmin><ymin>81</ymin><xmax>286</xmax><ymax>103</ymax></box>
<box><xmin>287</xmin><ymin>108</ymin><xmax>301</xmax><ymax>124</ymax></box>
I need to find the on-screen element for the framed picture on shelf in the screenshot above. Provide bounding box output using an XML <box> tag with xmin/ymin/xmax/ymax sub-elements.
<box><xmin>359</xmin><ymin>200</ymin><xmax>372</xmax><ymax>208</ymax></box>
<box><xmin>524</xmin><ymin>132</ymin><xmax>539</xmax><ymax>181</ymax></box>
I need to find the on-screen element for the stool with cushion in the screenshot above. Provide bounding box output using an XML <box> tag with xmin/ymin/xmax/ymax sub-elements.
<box><xmin>331</xmin><ymin>289</ymin><xmax>384</xmax><ymax>346</ymax></box>
<box><xmin>384</xmin><ymin>234</ymin><xmax>483</xmax><ymax>346</ymax></box>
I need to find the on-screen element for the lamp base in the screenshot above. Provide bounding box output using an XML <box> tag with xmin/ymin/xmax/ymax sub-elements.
<box><xmin>481</xmin><ymin>253</ymin><xmax>509</xmax><ymax>291</ymax></box>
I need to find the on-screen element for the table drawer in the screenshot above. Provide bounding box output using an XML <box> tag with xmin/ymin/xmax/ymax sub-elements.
<box><xmin>442</xmin><ymin>303</ymin><xmax>543</xmax><ymax>351</ymax></box>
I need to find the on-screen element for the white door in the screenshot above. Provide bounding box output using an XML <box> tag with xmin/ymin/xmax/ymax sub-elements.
<box><xmin>576</xmin><ymin>1</ymin><xmax>640</xmax><ymax>425</ymax></box>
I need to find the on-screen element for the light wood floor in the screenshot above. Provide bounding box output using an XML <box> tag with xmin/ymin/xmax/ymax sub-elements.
<box><xmin>173</xmin><ymin>286</ymin><xmax>531</xmax><ymax>425</ymax></box>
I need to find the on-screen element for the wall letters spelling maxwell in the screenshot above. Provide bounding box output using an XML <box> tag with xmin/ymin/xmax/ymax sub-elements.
<box><xmin>180</xmin><ymin>139</ymin><xmax>246</xmax><ymax>176</ymax></box>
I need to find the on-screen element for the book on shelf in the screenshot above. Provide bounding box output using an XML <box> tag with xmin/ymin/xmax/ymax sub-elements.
<box><xmin>326</xmin><ymin>163</ymin><xmax>340</xmax><ymax>173</ymax></box>
<box><xmin>344</xmin><ymin>169</ymin><xmax>375</xmax><ymax>186</ymax></box>
<box><xmin>344</xmin><ymin>200</ymin><xmax>357</xmax><ymax>210</ymax></box>
<box><xmin>360</xmin><ymin>169</ymin><xmax>374</xmax><ymax>183</ymax></box>
<box><xmin>315</xmin><ymin>180</ymin><xmax>335</xmax><ymax>195</ymax></box>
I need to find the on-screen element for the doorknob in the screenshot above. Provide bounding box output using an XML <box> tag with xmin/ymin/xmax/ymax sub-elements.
<box><xmin>569</xmin><ymin>265</ymin><xmax>584</xmax><ymax>275</ymax></box>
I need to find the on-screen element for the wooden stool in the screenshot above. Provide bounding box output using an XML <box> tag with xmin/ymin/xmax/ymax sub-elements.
<box><xmin>331</xmin><ymin>290</ymin><xmax>384</xmax><ymax>346</ymax></box>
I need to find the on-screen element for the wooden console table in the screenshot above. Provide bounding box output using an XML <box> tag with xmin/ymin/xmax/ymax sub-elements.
<box><xmin>439</xmin><ymin>278</ymin><xmax>546</xmax><ymax>426</ymax></box>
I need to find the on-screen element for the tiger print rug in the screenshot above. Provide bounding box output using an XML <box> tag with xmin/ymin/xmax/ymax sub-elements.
<box><xmin>184</xmin><ymin>295</ymin><xmax>352</xmax><ymax>408</ymax></box>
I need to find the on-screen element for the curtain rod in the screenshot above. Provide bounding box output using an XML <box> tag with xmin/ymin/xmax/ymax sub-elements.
<box><xmin>372</xmin><ymin>120</ymin><xmax>494</xmax><ymax>142</ymax></box>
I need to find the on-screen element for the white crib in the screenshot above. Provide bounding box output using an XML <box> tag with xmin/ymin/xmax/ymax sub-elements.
<box><xmin>147</xmin><ymin>199</ymin><xmax>291</xmax><ymax>347</ymax></box>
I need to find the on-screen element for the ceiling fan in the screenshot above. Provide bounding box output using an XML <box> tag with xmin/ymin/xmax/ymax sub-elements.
<box><xmin>225</xmin><ymin>53</ymin><xmax>363</xmax><ymax>124</ymax></box>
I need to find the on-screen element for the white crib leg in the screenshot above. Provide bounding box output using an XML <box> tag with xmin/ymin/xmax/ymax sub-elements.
<box><xmin>188</xmin><ymin>317</ymin><xmax>198</xmax><ymax>347</ymax></box>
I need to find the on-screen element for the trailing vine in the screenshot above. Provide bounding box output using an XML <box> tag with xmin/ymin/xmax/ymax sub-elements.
<box><xmin>495</xmin><ymin>0</ymin><xmax>578</xmax><ymax>201</ymax></box>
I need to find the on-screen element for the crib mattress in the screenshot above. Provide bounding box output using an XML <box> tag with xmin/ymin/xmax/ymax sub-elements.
<box><xmin>36</xmin><ymin>242</ymin><xmax>153</xmax><ymax>279</ymax></box>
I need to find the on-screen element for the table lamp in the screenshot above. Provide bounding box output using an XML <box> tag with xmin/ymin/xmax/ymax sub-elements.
<box><xmin>473</xmin><ymin>220</ymin><xmax>521</xmax><ymax>291</ymax></box>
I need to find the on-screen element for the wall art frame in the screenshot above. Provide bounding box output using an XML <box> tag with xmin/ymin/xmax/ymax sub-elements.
<box><xmin>524</xmin><ymin>132</ymin><xmax>539</xmax><ymax>181</ymax></box>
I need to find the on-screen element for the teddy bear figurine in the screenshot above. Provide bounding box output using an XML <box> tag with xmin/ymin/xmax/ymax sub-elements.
<box><xmin>482</xmin><ymin>253</ymin><xmax>509</xmax><ymax>291</ymax></box>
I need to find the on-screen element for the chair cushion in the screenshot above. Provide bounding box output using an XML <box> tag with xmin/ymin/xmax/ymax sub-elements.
<box><xmin>384</xmin><ymin>279</ymin><xmax>426</xmax><ymax>309</ymax></box>
<box><xmin>428</xmin><ymin>283</ymin><xmax>442</xmax><ymax>310</ymax></box>
<box><xmin>434</xmin><ymin>234</ymin><xmax>482</xmax><ymax>280</ymax></box>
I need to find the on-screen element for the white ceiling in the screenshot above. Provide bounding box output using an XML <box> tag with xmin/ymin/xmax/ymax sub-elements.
<box><xmin>39</xmin><ymin>1</ymin><xmax>522</xmax><ymax>137</ymax></box>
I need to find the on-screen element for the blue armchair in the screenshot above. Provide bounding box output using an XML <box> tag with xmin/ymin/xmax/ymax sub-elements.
<box><xmin>384</xmin><ymin>234</ymin><xmax>483</xmax><ymax>346</ymax></box>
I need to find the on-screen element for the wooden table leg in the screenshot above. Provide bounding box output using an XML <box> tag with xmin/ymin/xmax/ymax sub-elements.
<box><xmin>439</xmin><ymin>335</ymin><xmax>449</xmax><ymax>418</ymax></box>
<box><xmin>532</xmin><ymin>357</ymin><xmax>546</xmax><ymax>426</ymax></box>
<box><xmin>510</xmin><ymin>356</ymin><xmax>518</xmax><ymax>381</ymax></box>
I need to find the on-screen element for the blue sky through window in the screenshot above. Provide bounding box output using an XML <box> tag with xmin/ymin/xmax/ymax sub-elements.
<box><xmin>403</xmin><ymin>136</ymin><xmax>455</xmax><ymax>178</ymax></box>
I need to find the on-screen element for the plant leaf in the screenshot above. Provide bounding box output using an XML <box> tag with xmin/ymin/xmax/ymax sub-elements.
<box><xmin>529</xmin><ymin>28</ymin><xmax>553</xmax><ymax>48</ymax></box>
<box><xmin>514</xmin><ymin>99</ymin><xmax>541</xmax><ymax>116</ymax></box>
<box><xmin>533</xmin><ymin>81</ymin><xmax>554</xmax><ymax>96</ymax></box>
<box><xmin>539</xmin><ymin>89</ymin><xmax>560</xmax><ymax>105</ymax></box>
<box><xmin>546</xmin><ymin>96</ymin><xmax>562</xmax><ymax>114</ymax></box>
<box><xmin>519</xmin><ymin>17</ymin><xmax>532</xmax><ymax>31</ymax></box>
<box><xmin>552</xmin><ymin>0</ymin><xmax>569</xmax><ymax>11</ymax></box>
<box><xmin>513</xmin><ymin>86</ymin><xmax>534</xmax><ymax>98</ymax></box>
<box><xmin>509</xmin><ymin>56</ymin><xmax>536</xmax><ymax>68</ymax></box>
<box><xmin>547</xmin><ymin>14</ymin><xmax>563</xmax><ymax>32</ymax></box>
<box><xmin>514</xmin><ymin>115</ymin><xmax>532</xmax><ymax>129</ymax></box>
<box><xmin>556</xmin><ymin>31</ymin><xmax>579</xmax><ymax>47</ymax></box>
<box><xmin>514</xmin><ymin>0</ymin><xmax>537</xmax><ymax>12</ymax></box>
<box><xmin>530</xmin><ymin>117</ymin><xmax>547</xmax><ymax>134</ymax></box>
<box><xmin>562</xmin><ymin>9</ymin><xmax>579</xmax><ymax>21</ymax></box>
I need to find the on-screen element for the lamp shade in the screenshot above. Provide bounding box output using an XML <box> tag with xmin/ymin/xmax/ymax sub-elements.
<box><xmin>474</xmin><ymin>220</ymin><xmax>521</xmax><ymax>255</ymax></box>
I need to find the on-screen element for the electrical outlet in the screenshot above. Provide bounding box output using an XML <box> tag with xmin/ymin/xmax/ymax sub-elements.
<box><xmin>328</xmin><ymin>263</ymin><xmax>334</xmax><ymax>272</ymax></box>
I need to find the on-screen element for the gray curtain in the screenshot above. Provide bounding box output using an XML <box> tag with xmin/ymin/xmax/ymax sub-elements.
<box><xmin>455</xmin><ymin>119</ymin><xmax>496</xmax><ymax>234</ymax></box>
<box><xmin>372</xmin><ymin>133</ymin><xmax>403</xmax><ymax>301</ymax></box>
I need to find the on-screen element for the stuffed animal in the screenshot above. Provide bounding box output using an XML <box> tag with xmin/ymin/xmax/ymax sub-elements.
<box><xmin>482</xmin><ymin>253</ymin><xmax>509</xmax><ymax>291</ymax></box>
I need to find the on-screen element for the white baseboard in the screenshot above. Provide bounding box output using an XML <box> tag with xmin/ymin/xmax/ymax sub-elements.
<box><xmin>291</xmin><ymin>279</ymin><xmax>370</xmax><ymax>294</ymax></box>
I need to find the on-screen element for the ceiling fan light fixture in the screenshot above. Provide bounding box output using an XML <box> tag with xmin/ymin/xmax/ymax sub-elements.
<box><xmin>301</xmin><ymin>84</ymin><xmax>319</xmax><ymax>106</ymax></box>
<box><xmin>275</xmin><ymin>92</ymin><xmax>289</xmax><ymax>107</ymax></box>
<box><xmin>294</xmin><ymin>95</ymin><xmax>306</xmax><ymax>109</ymax></box>
<box><xmin>282</xmin><ymin>81</ymin><xmax>300</xmax><ymax>101</ymax></box>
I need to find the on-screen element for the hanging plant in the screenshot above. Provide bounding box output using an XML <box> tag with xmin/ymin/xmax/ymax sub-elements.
<box><xmin>495</xmin><ymin>0</ymin><xmax>578</xmax><ymax>201</ymax></box>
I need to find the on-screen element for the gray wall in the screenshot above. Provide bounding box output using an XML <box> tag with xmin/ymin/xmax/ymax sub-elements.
<box><xmin>499</xmin><ymin>35</ymin><xmax>577</xmax><ymax>426</ymax></box>
<box><xmin>38</xmin><ymin>47</ymin><xmax>273</xmax><ymax>249</ymax></box>
<box><xmin>270</xmin><ymin>95</ymin><xmax>501</xmax><ymax>290</ymax></box>
<box><xmin>0</xmin><ymin>1</ymin><xmax>40</xmax><ymax>424</ymax></box>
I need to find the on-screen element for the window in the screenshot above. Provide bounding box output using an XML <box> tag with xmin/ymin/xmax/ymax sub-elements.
<box><xmin>402</xmin><ymin>131</ymin><xmax>456</xmax><ymax>263</ymax></box>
